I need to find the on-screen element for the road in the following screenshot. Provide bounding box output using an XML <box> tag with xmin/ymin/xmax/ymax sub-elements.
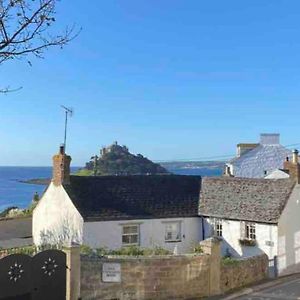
<box><xmin>236</xmin><ymin>277</ymin><xmax>300</xmax><ymax>300</ymax></box>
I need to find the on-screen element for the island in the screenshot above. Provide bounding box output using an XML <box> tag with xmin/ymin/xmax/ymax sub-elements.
<box><xmin>77</xmin><ymin>141</ymin><xmax>169</xmax><ymax>176</ymax></box>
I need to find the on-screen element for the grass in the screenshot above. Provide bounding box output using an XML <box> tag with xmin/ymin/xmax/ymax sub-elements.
<box><xmin>74</xmin><ymin>169</ymin><xmax>93</xmax><ymax>176</ymax></box>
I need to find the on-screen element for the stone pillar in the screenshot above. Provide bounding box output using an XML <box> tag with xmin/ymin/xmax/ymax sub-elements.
<box><xmin>200</xmin><ymin>237</ymin><xmax>221</xmax><ymax>296</ymax></box>
<box><xmin>64</xmin><ymin>244</ymin><xmax>81</xmax><ymax>300</ymax></box>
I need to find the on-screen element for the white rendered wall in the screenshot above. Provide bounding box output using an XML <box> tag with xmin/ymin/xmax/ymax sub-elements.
<box><xmin>32</xmin><ymin>182</ymin><xmax>83</xmax><ymax>246</ymax></box>
<box><xmin>204</xmin><ymin>217</ymin><xmax>278</xmax><ymax>259</ymax></box>
<box><xmin>277</xmin><ymin>184</ymin><xmax>300</xmax><ymax>275</ymax></box>
<box><xmin>83</xmin><ymin>217</ymin><xmax>202</xmax><ymax>254</ymax></box>
<box><xmin>265</xmin><ymin>169</ymin><xmax>290</xmax><ymax>179</ymax></box>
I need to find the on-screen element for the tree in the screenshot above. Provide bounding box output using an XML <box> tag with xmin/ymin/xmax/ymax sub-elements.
<box><xmin>0</xmin><ymin>0</ymin><xmax>79</xmax><ymax>92</ymax></box>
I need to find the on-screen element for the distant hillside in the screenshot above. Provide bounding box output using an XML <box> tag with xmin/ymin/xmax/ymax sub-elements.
<box><xmin>77</xmin><ymin>142</ymin><xmax>169</xmax><ymax>176</ymax></box>
<box><xmin>160</xmin><ymin>161</ymin><xmax>225</xmax><ymax>171</ymax></box>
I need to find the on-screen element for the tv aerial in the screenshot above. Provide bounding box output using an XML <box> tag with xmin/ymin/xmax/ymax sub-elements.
<box><xmin>61</xmin><ymin>105</ymin><xmax>73</xmax><ymax>152</ymax></box>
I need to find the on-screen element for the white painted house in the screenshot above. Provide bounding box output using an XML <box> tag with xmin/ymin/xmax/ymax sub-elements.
<box><xmin>227</xmin><ymin>133</ymin><xmax>292</xmax><ymax>178</ymax></box>
<box><xmin>33</xmin><ymin>146</ymin><xmax>202</xmax><ymax>254</ymax></box>
<box><xmin>199</xmin><ymin>151</ymin><xmax>300</xmax><ymax>276</ymax></box>
<box><xmin>33</xmin><ymin>145</ymin><xmax>300</xmax><ymax>276</ymax></box>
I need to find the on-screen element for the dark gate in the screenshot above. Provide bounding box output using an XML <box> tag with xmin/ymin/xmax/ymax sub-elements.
<box><xmin>0</xmin><ymin>250</ymin><xmax>66</xmax><ymax>300</ymax></box>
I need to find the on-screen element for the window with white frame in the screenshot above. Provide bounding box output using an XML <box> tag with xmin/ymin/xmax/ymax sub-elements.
<box><xmin>245</xmin><ymin>223</ymin><xmax>256</xmax><ymax>240</ymax></box>
<box><xmin>212</xmin><ymin>218</ymin><xmax>223</xmax><ymax>237</ymax></box>
<box><xmin>165</xmin><ymin>222</ymin><xmax>181</xmax><ymax>242</ymax></box>
<box><xmin>122</xmin><ymin>224</ymin><xmax>139</xmax><ymax>246</ymax></box>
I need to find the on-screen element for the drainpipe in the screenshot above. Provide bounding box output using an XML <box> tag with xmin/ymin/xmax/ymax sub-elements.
<box><xmin>201</xmin><ymin>217</ymin><xmax>205</xmax><ymax>240</ymax></box>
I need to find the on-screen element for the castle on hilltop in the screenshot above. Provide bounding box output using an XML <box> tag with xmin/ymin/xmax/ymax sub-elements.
<box><xmin>100</xmin><ymin>141</ymin><xmax>129</xmax><ymax>156</ymax></box>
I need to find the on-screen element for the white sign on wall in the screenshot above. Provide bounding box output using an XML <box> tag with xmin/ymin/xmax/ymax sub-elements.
<box><xmin>102</xmin><ymin>263</ymin><xmax>121</xmax><ymax>283</ymax></box>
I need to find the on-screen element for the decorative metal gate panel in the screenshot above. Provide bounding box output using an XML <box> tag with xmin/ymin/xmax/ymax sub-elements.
<box><xmin>0</xmin><ymin>250</ymin><xmax>66</xmax><ymax>300</ymax></box>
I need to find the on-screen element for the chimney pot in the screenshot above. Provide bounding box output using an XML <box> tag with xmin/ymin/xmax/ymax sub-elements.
<box><xmin>293</xmin><ymin>149</ymin><xmax>299</xmax><ymax>164</ymax></box>
<box><xmin>59</xmin><ymin>144</ymin><xmax>65</xmax><ymax>155</ymax></box>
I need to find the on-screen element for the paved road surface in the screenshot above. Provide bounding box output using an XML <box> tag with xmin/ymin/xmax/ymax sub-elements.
<box><xmin>236</xmin><ymin>277</ymin><xmax>300</xmax><ymax>299</ymax></box>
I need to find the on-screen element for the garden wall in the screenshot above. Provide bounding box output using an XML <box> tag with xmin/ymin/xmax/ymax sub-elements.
<box><xmin>80</xmin><ymin>239</ymin><xmax>269</xmax><ymax>300</ymax></box>
<box><xmin>81</xmin><ymin>254</ymin><xmax>211</xmax><ymax>300</ymax></box>
<box><xmin>221</xmin><ymin>254</ymin><xmax>269</xmax><ymax>293</ymax></box>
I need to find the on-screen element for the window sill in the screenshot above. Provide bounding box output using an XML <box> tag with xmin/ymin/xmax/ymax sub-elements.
<box><xmin>212</xmin><ymin>236</ymin><xmax>223</xmax><ymax>241</ymax></box>
<box><xmin>165</xmin><ymin>240</ymin><xmax>182</xmax><ymax>243</ymax></box>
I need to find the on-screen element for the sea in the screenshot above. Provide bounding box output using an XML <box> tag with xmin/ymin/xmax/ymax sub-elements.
<box><xmin>0</xmin><ymin>166</ymin><xmax>222</xmax><ymax>212</ymax></box>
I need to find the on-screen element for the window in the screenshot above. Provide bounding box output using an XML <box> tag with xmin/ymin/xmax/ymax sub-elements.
<box><xmin>245</xmin><ymin>223</ymin><xmax>256</xmax><ymax>240</ymax></box>
<box><xmin>165</xmin><ymin>222</ymin><xmax>181</xmax><ymax>242</ymax></box>
<box><xmin>212</xmin><ymin>218</ymin><xmax>223</xmax><ymax>237</ymax></box>
<box><xmin>122</xmin><ymin>225</ymin><xmax>139</xmax><ymax>246</ymax></box>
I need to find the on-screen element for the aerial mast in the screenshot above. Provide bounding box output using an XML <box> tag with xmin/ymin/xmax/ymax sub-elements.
<box><xmin>61</xmin><ymin>105</ymin><xmax>73</xmax><ymax>152</ymax></box>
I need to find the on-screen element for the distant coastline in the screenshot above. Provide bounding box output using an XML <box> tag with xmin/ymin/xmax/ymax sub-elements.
<box><xmin>159</xmin><ymin>160</ymin><xmax>225</xmax><ymax>170</ymax></box>
<box><xmin>18</xmin><ymin>178</ymin><xmax>50</xmax><ymax>185</ymax></box>
<box><xmin>18</xmin><ymin>161</ymin><xmax>225</xmax><ymax>185</ymax></box>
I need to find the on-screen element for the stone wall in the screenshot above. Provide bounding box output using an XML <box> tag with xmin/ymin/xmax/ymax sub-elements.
<box><xmin>221</xmin><ymin>254</ymin><xmax>269</xmax><ymax>293</ymax></box>
<box><xmin>80</xmin><ymin>239</ymin><xmax>269</xmax><ymax>300</ymax></box>
<box><xmin>81</xmin><ymin>254</ymin><xmax>211</xmax><ymax>300</ymax></box>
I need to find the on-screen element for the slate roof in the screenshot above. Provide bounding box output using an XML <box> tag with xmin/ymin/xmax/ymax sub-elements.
<box><xmin>228</xmin><ymin>134</ymin><xmax>292</xmax><ymax>178</ymax></box>
<box><xmin>228</xmin><ymin>144</ymin><xmax>292</xmax><ymax>178</ymax></box>
<box><xmin>63</xmin><ymin>175</ymin><xmax>201</xmax><ymax>221</ymax></box>
<box><xmin>199</xmin><ymin>177</ymin><xmax>295</xmax><ymax>224</ymax></box>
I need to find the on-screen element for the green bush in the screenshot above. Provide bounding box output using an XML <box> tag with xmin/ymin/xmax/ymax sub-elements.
<box><xmin>80</xmin><ymin>244</ymin><xmax>94</xmax><ymax>255</ymax></box>
<box><xmin>82</xmin><ymin>245</ymin><xmax>172</xmax><ymax>257</ymax></box>
<box><xmin>0</xmin><ymin>245</ymin><xmax>37</xmax><ymax>256</ymax></box>
<box><xmin>142</xmin><ymin>247</ymin><xmax>171</xmax><ymax>256</ymax></box>
<box><xmin>193</xmin><ymin>245</ymin><xmax>203</xmax><ymax>254</ymax></box>
<box><xmin>95</xmin><ymin>247</ymin><xmax>110</xmax><ymax>256</ymax></box>
<box><xmin>222</xmin><ymin>257</ymin><xmax>240</xmax><ymax>266</ymax></box>
<box><xmin>110</xmin><ymin>246</ymin><xmax>145</xmax><ymax>256</ymax></box>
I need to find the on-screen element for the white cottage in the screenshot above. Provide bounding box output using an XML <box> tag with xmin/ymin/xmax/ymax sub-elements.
<box><xmin>199</xmin><ymin>152</ymin><xmax>300</xmax><ymax>276</ymax></box>
<box><xmin>227</xmin><ymin>133</ymin><xmax>292</xmax><ymax>178</ymax></box>
<box><xmin>33</xmin><ymin>146</ymin><xmax>202</xmax><ymax>254</ymax></box>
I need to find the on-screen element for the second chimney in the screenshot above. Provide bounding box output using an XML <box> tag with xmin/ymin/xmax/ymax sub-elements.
<box><xmin>293</xmin><ymin>149</ymin><xmax>299</xmax><ymax>164</ymax></box>
<box><xmin>284</xmin><ymin>149</ymin><xmax>300</xmax><ymax>184</ymax></box>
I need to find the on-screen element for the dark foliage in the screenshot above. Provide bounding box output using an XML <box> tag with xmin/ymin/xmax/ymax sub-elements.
<box><xmin>84</xmin><ymin>143</ymin><xmax>169</xmax><ymax>176</ymax></box>
<box><xmin>0</xmin><ymin>206</ymin><xmax>18</xmax><ymax>218</ymax></box>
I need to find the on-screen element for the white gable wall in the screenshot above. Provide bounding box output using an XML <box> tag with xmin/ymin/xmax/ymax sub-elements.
<box><xmin>83</xmin><ymin>217</ymin><xmax>202</xmax><ymax>254</ymax></box>
<box><xmin>32</xmin><ymin>182</ymin><xmax>83</xmax><ymax>246</ymax></box>
<box><xmin>277</xmin><ymin>184</ymin><xmax>300</xmax><ymax>275</ymax></box>
<box><xmin>203</xmin><ymin>217</ymin><xmax>278</xmax><ymax>259</ymax></box>
<box><xmin>265</xmin><ymin>169</ymin><xmax>290</xmax><ymax>179</ymax></box>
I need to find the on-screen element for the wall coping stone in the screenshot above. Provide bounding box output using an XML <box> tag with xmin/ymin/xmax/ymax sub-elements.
<box><xmin>81</xmin><ymin>253</ymin><xmax>208</xmax><ymax>261</ymax></box>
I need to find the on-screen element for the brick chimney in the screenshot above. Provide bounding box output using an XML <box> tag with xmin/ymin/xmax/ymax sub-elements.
<box><xmin>283</xmin><ymin>149</ymin><xmax>300</xmax><ymax>184</ymax></box>
<box><xmin>52</xmin><ymin>144</ymin><xmax>72</xmax><ymax>186</ymax></box>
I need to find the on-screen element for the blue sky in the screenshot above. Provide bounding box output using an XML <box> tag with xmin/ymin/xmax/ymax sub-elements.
<box><xmin>1</xmin><ymin>0</ymin><xmax>300</xmax><ymax>166</ymax></box>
